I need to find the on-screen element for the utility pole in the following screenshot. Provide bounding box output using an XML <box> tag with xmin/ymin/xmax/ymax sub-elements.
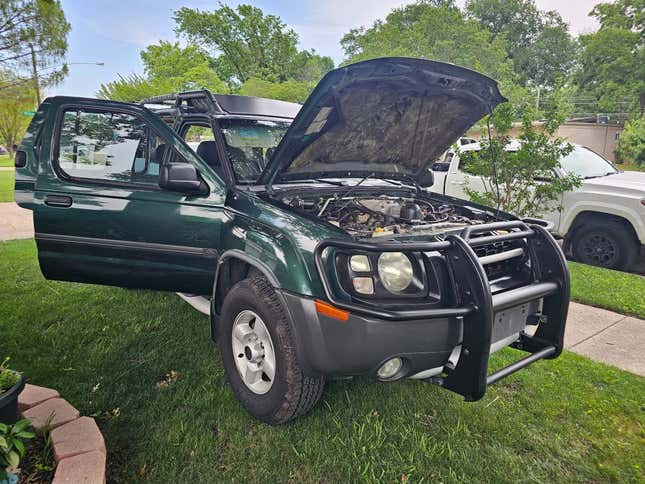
<box><xmin>29</xmin><ymin>43</ymin><xmax>41</xmax><ymax>106</ymax></box>
<box><xmin>535</xmin><ymin>85</ymin><xmax>541</xmax><ymax>111</ymax></box>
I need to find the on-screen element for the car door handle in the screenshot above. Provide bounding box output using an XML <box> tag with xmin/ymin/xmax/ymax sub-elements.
<box><xmin>44</xmin><ymin>195</ymin><xmax>73</xmax><ymax>208</ymax></box>
<box><xmin>450</xmin><ymin>181</ymin><xmax>465</xmax><ymax>185</ymax></box>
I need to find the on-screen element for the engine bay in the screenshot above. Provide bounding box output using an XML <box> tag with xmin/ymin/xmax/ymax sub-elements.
<box><xmin>280</xmin><ymin>193</ymin><xmax>498</xmax><ymax>238</ymax></box>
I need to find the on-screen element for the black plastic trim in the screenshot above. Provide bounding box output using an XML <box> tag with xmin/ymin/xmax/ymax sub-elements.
<box><xmin>35</xmin><ymin>233</ymin><xmax>218</xmax><ymax>258</ymax></box>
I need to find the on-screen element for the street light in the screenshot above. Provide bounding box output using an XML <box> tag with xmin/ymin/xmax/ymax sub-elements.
<box><xmin>31</xmin><ymin>60</ymin><xmax>105</xmax><ymax>104</ymax></box>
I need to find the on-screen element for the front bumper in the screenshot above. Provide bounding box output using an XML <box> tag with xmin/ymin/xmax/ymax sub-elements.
<box><xmin>288</xmin><ymin>222</ymin><xmax>570</xmax><ymax>402</ymax></box>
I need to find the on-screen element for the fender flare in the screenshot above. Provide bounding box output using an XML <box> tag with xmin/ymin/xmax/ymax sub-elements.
<box><xmin>208</xmin><ymin>249</ymin><xmax>315</xmax><ymax>374</ymax></box>
<box><xmin>209</xmin><ymin>249</ymin><xmax>281</xmax><ymax>340</ymax></box>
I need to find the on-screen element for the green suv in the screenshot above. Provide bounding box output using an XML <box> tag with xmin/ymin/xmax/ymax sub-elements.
<box><xmin>14</xmin><ymin>58</ymin><xmax>570</xmax><ymax>424</ymax></box>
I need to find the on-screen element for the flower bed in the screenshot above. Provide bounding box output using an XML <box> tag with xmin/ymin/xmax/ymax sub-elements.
<box><xmin>16</xmin><ymin>385</ymin><xmax>106</xmax><ymax>484</ymax></box>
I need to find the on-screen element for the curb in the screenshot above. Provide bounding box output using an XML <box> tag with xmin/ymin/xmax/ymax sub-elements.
<box><xmin>18</xmin><ymin>384</ymin><xmax>106</xmax><ymax>484</ymax></box>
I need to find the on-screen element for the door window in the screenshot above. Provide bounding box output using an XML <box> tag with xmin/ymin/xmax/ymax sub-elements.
<box><xmin>57</xmin><ymin>109</ymin><xmax>165</xmax><ymax>185</ymax></box>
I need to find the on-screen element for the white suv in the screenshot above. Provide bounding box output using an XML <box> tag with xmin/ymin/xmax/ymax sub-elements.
<box><xmin>431</xmin><ymin>142</ymin><xmax>645</xmax><ymax>270</ymax></box>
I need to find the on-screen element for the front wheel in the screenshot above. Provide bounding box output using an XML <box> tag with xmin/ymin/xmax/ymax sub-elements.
<box><xmin>571</xmin><ymin>220</ymin><xmax>638</xmax><ymax>270</ymax></box>
<box><xmin>217</xmin><ymin>276</ymin><xmax>325</xmax><ymax>424</ymax></box>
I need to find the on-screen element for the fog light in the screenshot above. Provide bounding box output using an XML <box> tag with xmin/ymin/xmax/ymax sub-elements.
<box><xmin>352</xmin><ymin>277</ymin><xmax>374</xmax><ymax>294</ymax></box>
<box><xmin>377</xmin><ymin>357</ymin><xmax>403</xmax><ymax>379</ymax></box>
<box><xmin>350</xmin><ymin>254</ymin><xmax>371</xmax><ymax>272</ymax></box>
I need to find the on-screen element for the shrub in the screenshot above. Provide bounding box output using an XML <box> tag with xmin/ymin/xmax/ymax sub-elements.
<box><xmin>460</xmin><ymin>102</ymin><xmax>581</xmax><ymax>217</ymax></box>
<box><xmin>617</xmin><ymin>116</ymin><xmax>645</xmax><ymax>167</ymax></box>
<box><xmin>0</xmin><ymin>358</ymin><xmax>20</xmax><ymax>395</ymax></box>
<box><xmin>0</xmin><ymin>419</ymin><xmax>35</xmax><ymax>479</ymax></box>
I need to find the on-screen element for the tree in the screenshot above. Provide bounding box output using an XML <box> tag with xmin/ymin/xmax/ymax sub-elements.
<box><xmin>576</xmin><ymin>0</ymin><xmax>644</xmax><ymax>116</ymax></box>
<box><xmin>238</xmin><ymin>78</ymin><xmax>312</xmax><ymax>103</ymax></box>
<box><xmin>0</xmin><ymin>70</ymin><xmax>36</xmax><ymax>159</ymax></box>
<box><xmin>97</xmin><ymin>42</ymin><xmax>227</xmax><ymax>102</ymax></box>
<box><xmin>340</xmin><ymin>1</ymin><xmax>515</xmax><ymax>85</ymax></box>
<box><xmin>466</xmin><ymin>0</ymin><xmax>577</xmax><ymax>88</ymax></box>
<box><xmin>617</xmin><ymin>117</ymin><xmax>645</xmax><ymax>166</ymax></box>
<box><xmin>174</xmin><ymin>4</ymin><xmax>333</xmax><ymax>88</ymax></box>
<box><xmin>0</xmin><ymin>0</ymin><xmax>70</xmax><ymax>101</ymax></box>
<box><xmin>460</xmin><ymin>100</ymin><xmax>580</xmax><ymax>217</ymax></box>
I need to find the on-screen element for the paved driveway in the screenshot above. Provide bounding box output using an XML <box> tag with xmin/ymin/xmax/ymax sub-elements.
<box><xmin>0</xmin><ymin>202</ymin><xmax>33</xmax><ymax>240</ymax></box>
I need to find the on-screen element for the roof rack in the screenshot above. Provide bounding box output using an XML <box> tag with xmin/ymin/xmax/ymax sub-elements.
<box><xmin>139</xmin><ymin>89</ymin><xmax>223</xmax><ymax>114</ymax></box>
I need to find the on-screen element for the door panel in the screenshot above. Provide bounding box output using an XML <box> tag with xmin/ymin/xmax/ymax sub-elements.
<box><xmin>34</xmin><ymin>97</ymin><xmax>227</xmax><ymax>295</ymax></box>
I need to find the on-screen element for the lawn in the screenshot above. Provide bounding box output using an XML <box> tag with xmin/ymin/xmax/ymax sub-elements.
<box><xmin>1</xmin><ymin>239</ymin><xmax>643</xmax><ymax>483</ymax></box>
<box><xmin>620</xmin><ymin>163</ymin><xmax>645</xmax><ymax>173</ymax></box>
<box><xmin>0</xmin><ymin>154</ymin><xmax>13</xmax><ymax>167</ymax></box>
<box><xmin>0</xmin><ymin>171</ymin><xmax>14</xmax><ymax>202</ymax></box>
<box><xmin>569</xmin><ymin>261</ymin><xmax>645</xmax><ymax>319</ymax></box>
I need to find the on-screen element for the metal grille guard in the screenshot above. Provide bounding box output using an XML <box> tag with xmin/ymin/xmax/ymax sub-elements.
<box><xmin>313</xmin><ymin>221</ymin><xmax>570</xmax><ymax>401</ymax></box>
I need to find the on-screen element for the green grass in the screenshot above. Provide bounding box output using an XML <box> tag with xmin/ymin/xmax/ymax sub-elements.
<box><xmin>0</xmin><ymin>154</ymin><xmax>13</xmax><ymax>167</ymax></box>
<box><xmin>569</xmin><ymin>261</ymin><xmax>645</xmax><ymax>319</ymax></box>
<box><xmin>0</xmin><ymin>171</ymin><xmax>14</xmax><ymax>202</ymax></box>
<box><xmin>1</xmin><ymin>239</ymin><xmax>643</xmax><ymax>483</ymax></box>
<box><xmin>619</xmin><ymin>163</ymin><xmax>645</xmax><ymax>172</ymax></box>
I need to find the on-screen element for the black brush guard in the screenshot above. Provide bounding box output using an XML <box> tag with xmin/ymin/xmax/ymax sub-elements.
<box><xmin>314</xmin><ymin>221</ymin><xmax>570</xmax><ymax>401</ymax></box>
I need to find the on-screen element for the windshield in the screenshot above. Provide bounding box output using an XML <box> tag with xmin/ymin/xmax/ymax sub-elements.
<box><xmin>219</xmin><ymin>118</ymin><xmax>291</xmax><ymax>183</ymax></box>
<box><xmin>559</xmin><ymin>146</ymin><xmax>618</xmax><ymax>179</ymax></box>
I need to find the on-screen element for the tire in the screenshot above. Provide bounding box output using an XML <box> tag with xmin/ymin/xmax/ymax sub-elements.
<box><xmin>571</xmin><ymin>219</ymin><xmax>638</xmax><ymax>270</ymax></box>
<box><xmin>217</xmin><ymin>276</ymin><xmax>325</xmax><ymax>424</ymax></box>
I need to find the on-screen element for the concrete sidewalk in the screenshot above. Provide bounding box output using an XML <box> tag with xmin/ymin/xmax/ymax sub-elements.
<box><xmin>564</xmin><ymin>302</ymin><xmax>644</xmax><ymax>376</ymax></box>
<box><xmin>0</xmin><ymin>201</ymin><xmax>643</xmax><ymax>376</ymax></box>
<box><xmin>0</xmin><ymin>202</ymin><xmax>33</xmax><ymax>240</ymax></box>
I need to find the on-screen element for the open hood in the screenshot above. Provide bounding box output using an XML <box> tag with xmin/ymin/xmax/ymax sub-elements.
<box><xmin>259</xmin><ymin>57</ymin><xmax>506</xmax><ymax>187</ymax></box>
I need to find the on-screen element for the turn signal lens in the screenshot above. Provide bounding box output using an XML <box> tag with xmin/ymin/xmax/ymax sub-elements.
<box><xmin>352</xmin><ymin>277</ymin><xmax>374</xmax><ymax>295</ymax></box>
<box><xmin>350</xmin><ymin>254</ymin><xmax>371</xmax><ymax>272</ymax></box>
<box><xmin>314</xmin><ymin>300</ymin><xmax>350</xmax><ymax>322</ymax></box>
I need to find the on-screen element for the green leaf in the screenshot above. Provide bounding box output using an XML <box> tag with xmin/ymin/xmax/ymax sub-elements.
<box><xmin>0</xmin><ymin>436</ymin><xmax>7</xmax><ymax>449</ymax></box>
<box><xmin>7</xmin><ymin>449</ymin><xmax>19</xmax><ymax>468</ymax></box>
<box><xmin>13</xmin><ymin>438</ymin><xmax>24</xmax><ymax>457</ymax></box>
<box><xmin>11</xmin><ymin>419</ymin><xmax>31</xmax><ymax>434</ymax></box>
<box><xmin>0</xmin><ymin>422</ymin><xmax>7</xmax><ymax>433</ymax></box>
<box><xmin>15</xmin><ymin>431</ymin><xmax>35</xmax><ymax>439</ymax></box>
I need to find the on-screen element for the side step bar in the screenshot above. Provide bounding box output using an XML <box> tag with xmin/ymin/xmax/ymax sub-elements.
<box><xmin>177</xmin><ymin>293</ymin><xmax>211</xmax><ymax>315</ymax></box>
<box><xmin>486</xmin><ymin>345</ymin><xmax>556</xmax><ymax>385</ymax></box>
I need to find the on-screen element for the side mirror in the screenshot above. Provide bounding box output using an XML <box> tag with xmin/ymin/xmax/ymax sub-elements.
<box><xmin>159</xmin><ymin>162</ymin><xmax>203</xmax><ymax>193</ymax></box>
<box><xmin>417</xmin><ymin>166</ymin><xmax>434</xmax><ymax>188</ymax></box>
<box><xmin>431</xmin><ymin>161</ymin><xmax>450</xmax><ymax>172</ymax></box>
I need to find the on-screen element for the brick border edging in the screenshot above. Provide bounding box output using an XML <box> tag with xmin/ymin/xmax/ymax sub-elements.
<box><xmin>18</xmin><ymin>384</ymin><xmax>106</xmax><ymax>484</ymax></box>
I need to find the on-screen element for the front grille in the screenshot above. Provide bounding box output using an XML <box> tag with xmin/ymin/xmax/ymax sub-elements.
<box><xmin>473</xmin><ymin>239</ymin><xmax>529</xmax><ymax>283</ymax></box>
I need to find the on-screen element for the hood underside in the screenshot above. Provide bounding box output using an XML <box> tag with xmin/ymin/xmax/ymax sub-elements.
<box><xmin>259</xmin><ymin>57</ymin><xmax>506</xmax><ymax>186</ymax></box>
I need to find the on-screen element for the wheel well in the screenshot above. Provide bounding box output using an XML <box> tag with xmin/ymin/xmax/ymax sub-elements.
<box><xmin>212</xmin><ymin>257</ymin><xmax>267</xmax><ymax>314</ymax></box>
<box><xmin>565</xmin><ymin>211</ymin><xmax>638</xmax><ymax>250</ymax></box>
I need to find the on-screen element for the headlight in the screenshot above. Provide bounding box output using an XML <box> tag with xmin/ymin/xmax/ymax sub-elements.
<box><xmin>377</xmin><ymin>252</ymin><xmax>414</xmax><ymax>293</ymax></box>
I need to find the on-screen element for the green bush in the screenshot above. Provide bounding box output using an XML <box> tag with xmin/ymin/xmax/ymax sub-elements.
<box><xmin>617</xmin><ymin>116</ymin><xmax>645</xmax><ymax>166</ymax></box>
<box><xmin>0</xmin><ymin>419</ymin><xmax>35</xmax><ymax>479</ymax></box>
<box><xmin>0</xmin><ymin>358</ymin><xmax>20</xmax><ymax>394</ymax></box>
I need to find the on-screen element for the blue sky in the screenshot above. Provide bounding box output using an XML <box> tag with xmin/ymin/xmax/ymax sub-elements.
<box><xmin>50</xmin><ymin>0</ymin><xmax>604</xmax><ymax>98</ymax></box>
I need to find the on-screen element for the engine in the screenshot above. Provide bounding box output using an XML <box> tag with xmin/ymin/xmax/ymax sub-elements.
<box><xmin>281</xmin><ymin>194</ymin><xmax>494</xmax><ymax>238</ymax></box>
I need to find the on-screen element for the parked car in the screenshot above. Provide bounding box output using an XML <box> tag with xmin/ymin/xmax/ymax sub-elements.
<box><xmin>431</xmin><ymin>141</ymin><xmax>645</xmax><ymax>270</ymax></box>
<box><xmin>14</xmin><ymin>58</ymin><xmax>570</xmax><ymax>424</ymax></box>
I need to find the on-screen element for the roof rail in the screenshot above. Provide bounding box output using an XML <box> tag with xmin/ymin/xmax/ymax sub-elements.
<box><xmin>139</xmin><ymin>89</ymin><xmax>223</xmax><ymax>114</ymax></box>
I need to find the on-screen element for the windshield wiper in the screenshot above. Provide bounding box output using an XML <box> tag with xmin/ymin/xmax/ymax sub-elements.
<box><xmin>280</xmin><ymin>178</ymin><xmax>347</xmax><ymax>186</ymax></box>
